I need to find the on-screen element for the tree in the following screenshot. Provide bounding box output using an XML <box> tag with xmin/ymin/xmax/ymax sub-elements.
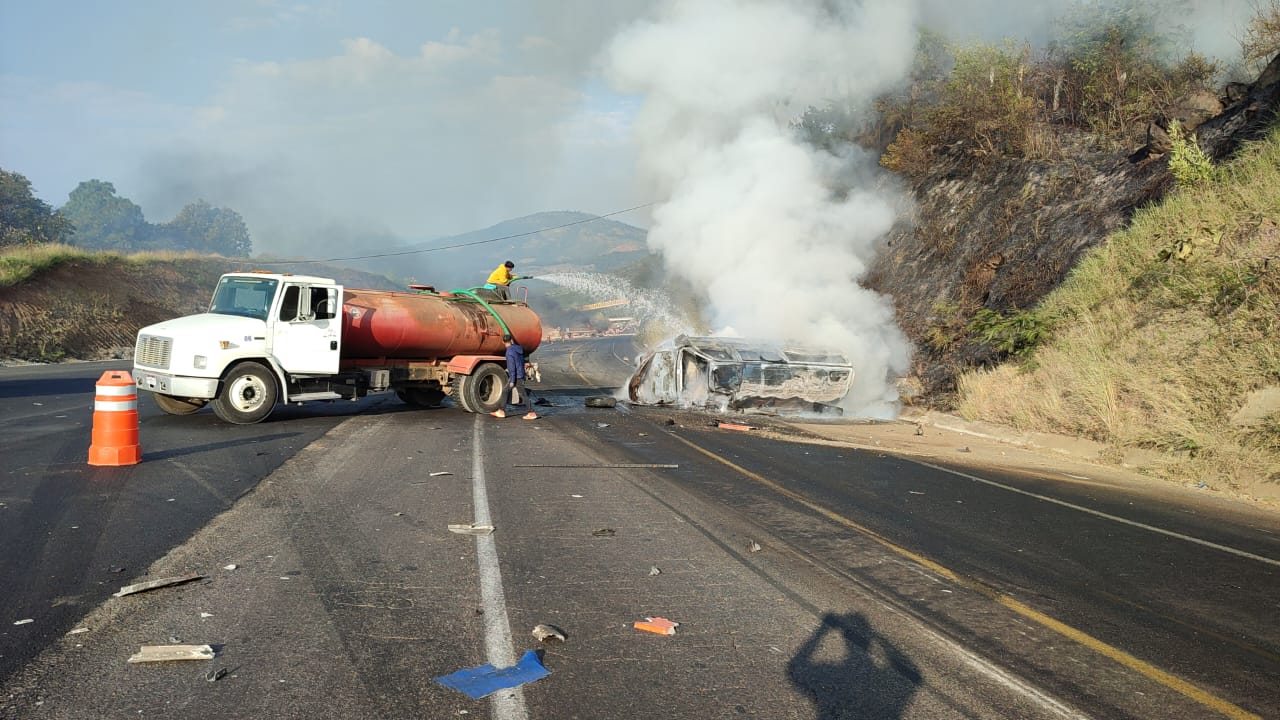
<box><xmin>162</xmin><ymin>200</ymin><xmax>252</xmax><ymax>257</ymax></box>
<box><xmin>59</xmin><ymin>180</ymin><xmax>148</xmax><ymax>251</ymax></box>
<box><xmin>0</xmin><ymin>168</ymin><xmax>73</xmax><ymax>247</ymax></box>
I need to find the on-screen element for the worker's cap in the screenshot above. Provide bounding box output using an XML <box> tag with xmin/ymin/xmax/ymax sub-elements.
<box><xmin>504</xmin><ymin>260</ymin><xmax>515</xmax><ymax>268</ymax></box>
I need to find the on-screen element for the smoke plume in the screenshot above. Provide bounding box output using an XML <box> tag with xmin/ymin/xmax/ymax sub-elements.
<box><xmin>606</xmin><ymin>0</ymin><xmax>918</xmax><ymax>417</ymax></box>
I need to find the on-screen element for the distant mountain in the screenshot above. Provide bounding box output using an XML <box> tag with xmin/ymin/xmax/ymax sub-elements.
<box><xmin>360</xmin><ymin>211</ymin><xmax>651</xmax><ymax>290</ymax></box>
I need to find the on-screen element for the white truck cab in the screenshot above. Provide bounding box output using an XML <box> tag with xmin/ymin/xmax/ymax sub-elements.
<box><xmin>133</xmin><ymin>272</ymin><xmax>344</xmax><ymax>423</ymax></box>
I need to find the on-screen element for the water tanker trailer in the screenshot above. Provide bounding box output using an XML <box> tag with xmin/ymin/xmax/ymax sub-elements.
<box><xmin>132</xmin><ymin>271</ymin><xmax>541</xmax><ymax>424</ymax></box>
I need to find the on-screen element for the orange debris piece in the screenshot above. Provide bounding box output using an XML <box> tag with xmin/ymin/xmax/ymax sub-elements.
<box><xmin>717</xmin><ymin>422</ymin><xmax>754</xmax><ymax>432</ymax></box>
<box><xmin>633</xmin><ymin>617</ymin><xmax>679</xmax><ymax>636</ymax></box>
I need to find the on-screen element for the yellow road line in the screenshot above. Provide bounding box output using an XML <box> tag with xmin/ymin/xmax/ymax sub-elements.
<box><xmin>567</xmin><ymin>345</ymin><xmax>593</xmax><ymax>386</ymax></box>
<box><xmin>668</xmin><ymin>432</ymin><xmax>1263</xmax><ymax>720</ymax></box>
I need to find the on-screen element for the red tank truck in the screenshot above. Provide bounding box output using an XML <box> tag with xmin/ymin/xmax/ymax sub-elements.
<box><xmin>131</xmin><ymin>271</ymin><xmax>541</xmax><ymax>424</ymax></box>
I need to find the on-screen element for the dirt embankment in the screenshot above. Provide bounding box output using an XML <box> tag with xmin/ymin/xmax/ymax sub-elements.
<box><xmin>0</xmin><ymin>258</ymin><xmax>399</xmax><ymax>363</ymax></box>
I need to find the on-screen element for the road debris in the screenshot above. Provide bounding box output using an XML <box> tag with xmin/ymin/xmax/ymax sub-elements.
<box><xmin>915</xmin><ymin>421</ymin><xmax>925</xmax><ymax>436</ymax></box>
<box><xmin>648</xmin><ymin>566</ymin><xmax>661</xmax><ymax>576</ymax></box>
<box><xmin>514</xmin><ymin>463</ymin><xmax>678</xmax><ymax>469</ymax></box>
<box><xmin>571</xmin><ymin>494</ymin><xmax>584</xmax><ymax>498</ymax></box>
<box><xmin>908</xmin><ymin>491</ymin><xmax>925</xmax><ymax>495</ymax></box>
<box><xmin>747</xmin><ymin>541</ymin><xmax>762</xmax><ymax>553</ymax></box>
<box><xmin>448</xmin><ymin>523</ymin><xmax>496</xmax><ymax>535</ymax></box>
<box><xmin>634</xmin><ymin>617</ymin><xmax>679</xmax><ymax>636</ymax></box>
<box><xmin>205</xmin><ymin>667</ymin><xmax>229</xmax><ymax>682</ymax></box>
<box><xmin>67</xmin><ymin>628</ymin><xmax>90</xmax><ymax>635</ymax></box>
<box><xmin>717</xmin><ymin>422</ymin><xmax>755</xmax><ymax>432</ymax></box>
<box><xmin>108</xmin><ymin>566</ymin><xmax>126</xmax><ymax>573</ymax></box>
<box><xmin>113</xmin><ymin>573</ymin><xmax>206</xmax><ymax>598</ymax></box>
<box><xmin>223</xmin><ymin>564</ymin><xmax>238</xmax><ymax>571</ymax></box>
<box><xmin>435</xmin><ymin>650</ymin><xmax>550</xmax><ymax>699</ymax></box>
<box><xmin>200</xmin><ymin>612</ymin><xmax>214</xmax><ymax>618</ymax></box>
<box><xmin>595</xmin><ymin>423</ymin><xmax>611</xmax><ymax>429</ymax></box>
<box><xmin>13</xmin><ymin>619</ymin><xmax>33</xmax><ymax>626</ymax></box>
<box><xmin>127</xmin><ymin>644</ymin><xmax>216</xmax><ymax>663</ymax></box>
<box><xmin>958</xmin><ymin>446</ymin><xmax>971</xmax><ymax>453</ymax></box>
<box><xmin>532</xmin><ymin>624</ymin><xmax>567</xmax><ymax>643</ymax></box>
<box><xmin>585</xmin><ymin>396</ymin><xmax>617</xmax><ymax>408</ymax></box>
<box><xmin>429</xmin><ymin>471</ymin><xmax>453</xmax><ymax>477</ymax></box>
<box><xmin>592</xmin><ymin>528</ymin><xmax>616</xmax><ymax>537</ymax></box>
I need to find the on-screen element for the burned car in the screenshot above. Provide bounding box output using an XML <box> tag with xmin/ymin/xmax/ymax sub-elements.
<box><xmin>627</xmin><ymin>335</ymin><xmax>854</xmax><ymax>415</ymax></box>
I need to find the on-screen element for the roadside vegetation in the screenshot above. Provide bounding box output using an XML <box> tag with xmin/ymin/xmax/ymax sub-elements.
<box><xmin>957</xmin><ymin>126</ymin><xmax>1280</xmax><ymax>491</ymax></box>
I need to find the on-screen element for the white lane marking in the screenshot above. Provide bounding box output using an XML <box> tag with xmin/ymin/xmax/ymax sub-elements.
<box><xmin>471</xmin><ymin>415</ymin><xmax>529</xmax><ymax>719</ymax></box>
<box><xmin>914</xmin><ymin>459</ymin><xmax>1280</xmax><ymax>568</ymax></box>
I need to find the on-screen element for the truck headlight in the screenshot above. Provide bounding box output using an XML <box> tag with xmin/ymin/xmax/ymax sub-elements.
<box><xmin>194</xmin><ymin>355</ymin><xmax>207</xmax><ymax>369</ymax></box>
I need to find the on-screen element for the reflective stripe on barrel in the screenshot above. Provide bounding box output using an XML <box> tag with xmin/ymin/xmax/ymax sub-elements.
<box><xmin>88</xmin><ymin>370</ymin><xmax>142</xmax><ymax>466</ymax></box>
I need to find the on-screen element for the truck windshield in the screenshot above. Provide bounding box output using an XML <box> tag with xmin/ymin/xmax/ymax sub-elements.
<box><xmin>209</xmin><ymin>277</ymin><xmax>279</xmax><ymax>320</ymax></box>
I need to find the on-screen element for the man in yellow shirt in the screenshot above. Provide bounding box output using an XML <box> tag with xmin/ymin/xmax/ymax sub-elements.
<box><xmin>485</xmin><ymin>260</ymin><xmax>522</xmax><ymax>301</ymax></box>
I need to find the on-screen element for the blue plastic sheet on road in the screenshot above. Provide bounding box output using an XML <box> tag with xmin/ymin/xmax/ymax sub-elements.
<box><xmin>434</xmin><ymin>650</ymin><xmax>550</xmax><ymax>699</ymax></box>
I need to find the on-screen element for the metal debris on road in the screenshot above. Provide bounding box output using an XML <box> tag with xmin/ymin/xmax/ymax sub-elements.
<box><xmin>127</xmin><ymin>644</ymin><xmax>216</xmax><ymax>663</ymax></box>
<box><xmin>648</xmin><ymin>566</ymin><xmax>661</xmax><ymax>576</ymax></box>
<box><xmin>429</xmin><ymin>471</ymin><xmax>453</xmax><ymax>477</ymax></box>
<box><xmin>13</xmin><ymin>619</ymin><xmax>33</xmax><ymax>626</ymax></box>
<box><xmin>200</xmin><ymin>612</ymin><xmax>214</xmax><ymax>618</ymax></box>
<box><xmin>435</xmin><ymin>650</ymin><xmax>550</xmax><ymax>699</ymax></box>
<box><xmin>532</xmin><ymin>624</ymin><xmax>567</xmax><ymax>643</ymax></box>
<box><xmin>205</xmin><ymin>667</ymin><xmax>229</xmax><ymax>682</ymax></box>
<box><xmin>747</xmin><ymin>540</ymin><xmax>762</xmax><ymax>553</ymax></box>
<box><xmin>592</xmin><ymin>528</ymin><xmax>616</xmax><ymax>537</ymax></box>
<box><xmin>585</xmin><ymin>396</ymin><xmax>617</xmax><ymax>408</ymax></box>
<box><xmin>68</xmin><ymin>628</ymin><xmax>90</xmax><ymax>635</ymax></box>
<box><xmin>595</xmin><ymin>423</ymin><xmax>610</xmax><ymax>429</ymax></box>
<box><xmin>223</xmin><ymin>564</ymin><xmax>238</xmax><ymax>571</ymax></box>
<box><xmin>113</xmin><ymin>573</ymin><xmax>206</xmax><ymax>598</ymax></box>
<box><xmin>448</xmin><ymin>523</ymin><xmax>496</xmax><ymax>535</ymax></box>
<box><xmin>514</xmin><ymin>463</ymin><xmax>678</xmax><ymax>469</ymax></box>
<box><xmin>634</xmin><ymin>617</ymin><xmax>679</xmax><ymax>636</ymax></box>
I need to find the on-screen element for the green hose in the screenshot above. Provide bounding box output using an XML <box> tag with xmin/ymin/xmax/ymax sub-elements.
<box><xmin>450</xmin><ymin>288</ymin><xmax>514</xmax><ymax>340</ymax></box>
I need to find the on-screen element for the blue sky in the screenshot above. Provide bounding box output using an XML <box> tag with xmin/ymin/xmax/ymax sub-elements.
<box><xmin>0</xmin><ymin>1</ymin><xmax>650</xmax><ymax>255</ymax></box>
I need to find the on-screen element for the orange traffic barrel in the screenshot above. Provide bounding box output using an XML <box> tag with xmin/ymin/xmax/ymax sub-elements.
<box><xmin>88</xmin><ymin>370</ymin><xmax>142</xmax><ymax>466</ymax></box>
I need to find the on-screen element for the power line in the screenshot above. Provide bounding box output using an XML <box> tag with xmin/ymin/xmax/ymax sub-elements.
<box><xmin>245</xmin><ymin>202</ymin><xmax>653</xmax><ymax>266</ymax></box>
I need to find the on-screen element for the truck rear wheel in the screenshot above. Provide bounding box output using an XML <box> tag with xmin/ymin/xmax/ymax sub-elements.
<box><xmin>455</xmin><ymin>363</ymin><xmax>507</xmax><ymax>413</ymax></box>
<box><xmin>153</xmin><ymin>393</ymin><xmax>208</xmax><ymax>415</ymax></box>
<box><xmin>211</xmin><ymin>361</ymin><xmax>278</xmax><ymax>424</ymax></box>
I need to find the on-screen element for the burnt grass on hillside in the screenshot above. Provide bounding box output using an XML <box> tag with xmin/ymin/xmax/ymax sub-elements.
<box><xmin>867</xmin><ymin>133</ymin><xmax>1171</xmax><ymax>402</ymax></box>
<box><xmin>870</xmin><ymin>55</ymin><xmax>1280</xmax><ymax>406</ymax></box>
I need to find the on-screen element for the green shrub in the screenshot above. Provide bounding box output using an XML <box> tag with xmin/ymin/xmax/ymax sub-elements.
<box><xmin>968</xmin><ymin>307</ymin><xmax>1051</xmax><ymax>358</ymax></box>
<box><xmin>1167</xmin><ymin>120</ymin><xmax>1215</xmax><ymax>188</ymax></box>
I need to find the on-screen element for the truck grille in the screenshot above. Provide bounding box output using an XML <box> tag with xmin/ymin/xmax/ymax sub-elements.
<box><xmin>135</xmin><ymin>334</ymin><xmax>172</xmax><ymax>369</ymax></box>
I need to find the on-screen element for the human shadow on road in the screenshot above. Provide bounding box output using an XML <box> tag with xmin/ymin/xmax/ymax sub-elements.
<box><xmin>788</xmin><ymin>612</ymin><xmax>922</xmax><ymax>720</ymax></box>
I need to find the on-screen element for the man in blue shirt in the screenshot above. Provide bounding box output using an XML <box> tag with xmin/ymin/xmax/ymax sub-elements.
<box><xmin>491</xmin><ymin>334</ymin><xmax>537</xmax><ymax>419</ymax></box>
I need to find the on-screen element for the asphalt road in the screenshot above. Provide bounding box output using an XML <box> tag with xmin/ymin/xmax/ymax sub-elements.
<box><xmin>2</xmin><ymin>339</ymin><xmax>1278</xmax><ymax>719</ymax></box>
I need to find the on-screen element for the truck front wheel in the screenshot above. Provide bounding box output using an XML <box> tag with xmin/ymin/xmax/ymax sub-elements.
<box><xmin>211</xmin><ymin>361</ymin><xmax>278</xmax><ymax>424</ymax></box>
<box><xmin>153</xmin><ymin>393</ymin><xmax>208</xmax><ymax>415</ymax></box>
<box><xmin>455</xmin><ymin>363</ymin><xmax>507</xmax><ymax>414</ymax></box>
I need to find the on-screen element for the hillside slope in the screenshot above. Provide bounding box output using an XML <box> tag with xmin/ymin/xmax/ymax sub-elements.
<box><xmin>0</xmin><ymin>248</ymin><xmax>401</xmax><ymax>362</ymax></box>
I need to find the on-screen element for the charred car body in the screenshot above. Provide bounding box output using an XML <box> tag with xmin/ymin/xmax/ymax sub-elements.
<box><xmin>627</xmin><ymin>335</ymin><xmax>854</xmax><ymax>415</ymax></box>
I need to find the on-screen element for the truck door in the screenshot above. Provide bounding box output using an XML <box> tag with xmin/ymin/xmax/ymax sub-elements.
<box><xmin>270</xmin><ymin>284</ymin><xmax>342</xmax><ymax>374</ymax></box>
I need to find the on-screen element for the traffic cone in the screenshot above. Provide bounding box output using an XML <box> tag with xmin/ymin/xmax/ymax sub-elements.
<box><xmin>88</xmin><ymin>370</ymin><xmax>141</xmax><ymax>466</ymax></box>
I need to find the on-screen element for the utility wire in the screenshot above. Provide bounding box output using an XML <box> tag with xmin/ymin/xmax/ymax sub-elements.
<box><xmin>245</xmin><ymin>202</ymin><xmax>653</xmax><ymax>266</ymax></box>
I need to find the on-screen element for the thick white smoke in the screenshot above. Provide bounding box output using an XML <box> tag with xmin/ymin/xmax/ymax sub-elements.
<box><xmin>606</xmin><ymin>0</ymin><xmax>918</xmax><ymax>417</ymax></box>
